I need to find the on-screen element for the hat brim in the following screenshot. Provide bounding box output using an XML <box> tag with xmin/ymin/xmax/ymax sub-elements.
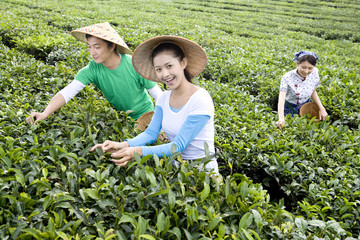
<box><xmin>132</xmin><ymin>36</ymin><xmax>207</xmax><ymax>82</ymax></box>
<box><xmin>70</xmin><ymin>25</ymin><xmax>131</xmax><ymax>54</ymax></box>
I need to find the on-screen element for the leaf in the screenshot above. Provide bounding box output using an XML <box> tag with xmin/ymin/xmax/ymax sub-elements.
<box><xmin>157</xmin><ymin>212</ymin><xmax>166</xmax><ymax>233</ymax></box>
<box><xmin>83</xmin><ymin>189</ymin><xmax>100</xmax><ymax>200</ymax></box>
<box><xmin>248</xmin><ymin>230</ymin><xmax>260</xmax><ymax>240</ymax></box>
<box><xmin>28</xmin><ymin>210</ymin><xmax>41</xmax><ymax>221</ymax></box>
<box><xmin>104</xmin><ymin>229</ymin><xmax>117</xmax><ymax>240</ymax></box>
<box><xmin>241</xmin><ymin>228</ymin><xmax>255</xmax><ymax>240</ymax></box>
<box><xmin>239</xmin><ymin>212</ymin><xmax>253</xmax><ymax>230</ymax></box>
<box><xmin>18</xmin><ymin>228</ymin><xmax>42</xmax><ymax>240</ymax></box>
<box><xmin>145</xmin><ymin>166</ymin><xmax>157</xmax><ymax>187</ymax></box>
<box><xmin>206</xmin><ymin>217</ymin><xmax>221</xmax><ymax>231</ymax></box>
<box><xmin>135</xmin><ymin>216</ymin><xmax>147</xmax><ymax>237</ymax></box>
<box><xmin>79</xmin><ymin>189</ymin><xmax>86</xmax><ymax>201</ymax></box>
<box><xmin>295</xmin><ymin>217</ymin><xmax>308</xmax><ymax>233</ymax></box>
<box><xmin>168</xmin><ymin>190</ymin><xmax>175</xmax><ymax>209</ymax></box>
<box><xmin>168</xmin><ymin>227</ymin><xmax>181</xmax><ymax>240</ymax></box>
<box><xmin>119</xmin><ymin>214</ymin><xmax>137</xmax><ymax>226</ymax></box>
<box><xmin>54</xmin><ymin>195</ymin><xmax>75</xmax><ymax>203</ymax></box>
<box><xmin>1</xmin><ymin>156</ymin><xmax>12</xmax><ymax>168</ymax></box>
<box><xmin>139</xmin><ymin>235</ymin><xmax>156</xmax><ymax>240</ymax></box>
<box><xmin>146</xmin><ymin>189</ymin><xmax>169</xmax><ymax>198</ymax></box>
<box><xmin>225</xmin><ymin>177</ymin><xmax>231</xmax><ymax>199</ymax></box>
<box><xmin>218</xmin><ymin>223</ymin><xmax>225</xmax><ymax>237</ymax></box>
<box><xmin>183</xmin><ymin>228</ymin><xmax>193</xmax><ymax>240</ymax></box>
<box><xmin>251</xmin><ymin>209</ymin><xmax>262</xmax><ymax>228</ymax></box>
<box><xmin>140</xmin><ymin>153</ymin><xmax>153</xmax><ymax>165</ymax></box>
<box><xmin>9</xmin><ymin>168</ymin><xmax>25</xmax><ymax>187</ymax></box>
<box><xmin>200</xmin><ymin>182</ymin><xmax>210</xmax><ymax>202</ymax></box>
<box><xmin>240</xmin><ymin>181</ymin><xmax>248</xmax><ymax>198</ymax></box>
<box><xmin>56</xmin><ymin>231</ymin><xmax>69</xmax><ymax>240</ymax></box>
<box><xmin>308</xmin><ymin>220</ymin><xmax>326</xmax><ymax>228</ymax></box>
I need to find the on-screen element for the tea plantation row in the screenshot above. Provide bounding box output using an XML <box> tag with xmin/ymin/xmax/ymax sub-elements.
<box><xmin>1</xmin><ymin>0</ymin><xmax>360</xmax><ymax>239</ymax></box>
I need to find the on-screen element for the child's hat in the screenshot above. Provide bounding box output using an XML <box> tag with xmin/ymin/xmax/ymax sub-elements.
<box><xmin>70</xmin><ymin>22</ymin><xmax>131</xmax><ymax>54</ymax></box>
<box><xmin>132</xmin><ymin>35</ymin><xmax>207</xmax><ymax>82</ymax></box>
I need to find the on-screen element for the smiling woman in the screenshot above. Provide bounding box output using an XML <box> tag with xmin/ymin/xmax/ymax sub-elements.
<box><xmin>91</xmin><ymin>35</ymin><xmax>219</xmax><ymax>174</ymax></box>
<box><xmin>275</xmin><ymin>51</ymin><xmax>328</xmax><ymax>129</ymax></box>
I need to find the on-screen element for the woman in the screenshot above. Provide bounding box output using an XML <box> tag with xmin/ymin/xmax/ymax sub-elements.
<box><xmin>26</xmin><ymin>22</ymin><xmax>162</xmax><ymax>123</ymax></box>
<box><xmin>276</xmin><ymin>51</ymin><xmax>328</xmax><ymax>129</ymax></box>
<box><xmin>91</xmin><ymin>36</ymin><xmax>218</xmax><ymax>173</ymax></box>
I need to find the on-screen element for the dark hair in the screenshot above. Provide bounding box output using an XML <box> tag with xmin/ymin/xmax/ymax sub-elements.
<box><xmin>85</xmin><ymin>34</ymin><xmax>116</xmax><ymax>52</ymax></box>
<box><xmin>297</xmin><ymin>55</ymin><xmax>317</xmax><ymax>66</ymax></box>
<box><xmin>151</xmin><ymin>42</ymin><xmax>192</xmax><ymax>83</ymax></box>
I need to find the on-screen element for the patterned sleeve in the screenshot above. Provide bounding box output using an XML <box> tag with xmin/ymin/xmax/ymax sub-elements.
<box><xmin>313</xmin><ymin>67</ymin><xmax>321</xmax><ymax>88</ymax></box>
<box><xmin>280</xmin><ymin>73</ymin><xmax>289</xmax><ymax>92</ymax></box>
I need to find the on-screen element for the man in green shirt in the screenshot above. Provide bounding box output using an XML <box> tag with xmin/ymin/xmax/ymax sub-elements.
<box><xmin>26</xmin><ymin>22</ymin><xmax>162</xmax><ymax>123</ymax></box>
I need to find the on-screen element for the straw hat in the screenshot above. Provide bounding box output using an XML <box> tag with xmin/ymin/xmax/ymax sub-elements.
<box><xmin>70</xmin><ymin>22</ymin><xmax>131</xmax><ymax>54</ymax></box>
<box><xmin>132</xmin><ymin>35</ymin><xmax>207</xmax><ymax>82</ymax></box>
<box><xmin>299</xmin><ymin>102</ymin><xmax>320</xmax><ymax>121</ymax></box>
<box><xmin>135</xmin><ymin>111</ymin><xmax>154</xmax><ymax>131</ymax></box>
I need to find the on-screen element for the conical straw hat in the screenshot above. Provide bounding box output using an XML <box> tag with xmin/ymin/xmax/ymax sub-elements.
<box><xmin>132</xmin><ymin>35</ymin><xmax>207</xmax><ymax>82</ymax></box>
<box><xmin>299</xmin><ymin>102</ymin><xmax>320</xmax><ymax>121</ymax></box>
<box><xmin>70</xmin><ymin>22</ymin><xmax>131</xmax><ymax>54</ymax></box>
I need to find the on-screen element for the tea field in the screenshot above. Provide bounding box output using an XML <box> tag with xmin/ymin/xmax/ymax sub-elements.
<box><xmin>1</xmin><ymin>0</ymin><xmax>360</xmax><ymax>239</ymax></box>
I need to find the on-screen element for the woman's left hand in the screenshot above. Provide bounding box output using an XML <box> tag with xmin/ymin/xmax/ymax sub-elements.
<box><xmin>319</xmin><ymin>108</ymin><xmax>328</xmax><ymax>120</ymax></box>
<box><xmin>110</xmin><ymin>147</ymin><xmax>142</xmax><ymax>167</ymax></box>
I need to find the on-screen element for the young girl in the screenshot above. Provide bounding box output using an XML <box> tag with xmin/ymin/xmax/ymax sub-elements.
<box><xmin>276</xmin><ymin>51</ymin><xmax>328</xmax><ymax>129</ymax></box>
<box><xmin>26</xmin><ymin>22</ymin><xmax>162</xmax><ymax>123</ymax></box>
<box><xmin>91</xmin><ymin>36</ymin><xmax>218</xmax><ymax>173</ymax></box>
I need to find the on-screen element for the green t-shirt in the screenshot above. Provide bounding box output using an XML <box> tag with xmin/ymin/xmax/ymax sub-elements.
<box><xmin>75</xmin><ymin>54</ymin><xmax>157</xmax><ymax>120</ymax></box>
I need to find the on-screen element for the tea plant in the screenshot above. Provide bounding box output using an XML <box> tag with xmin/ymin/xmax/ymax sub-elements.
<box><xmin>1</xmin><ymin>0</ymin><xmax>360</xmax><ymax>238</ymax></box>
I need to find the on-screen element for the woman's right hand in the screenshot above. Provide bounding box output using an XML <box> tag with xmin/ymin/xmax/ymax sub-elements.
<box><xmin>26</xmin><ymin>112</ymin><xmax>48</xmax><ymax>124</ymax></box>
<box><xmin>90</xmin><ymin>140</ymin><xmax>129</xmax><ymax>154</ymax></box>
<box><xmin>276</xmin><ymin>118</ymin><xmax>285</xmax><ymax>129</ymax></box>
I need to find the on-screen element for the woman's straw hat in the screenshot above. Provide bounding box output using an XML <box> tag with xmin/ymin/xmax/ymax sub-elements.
<box><xmin>135</xmin><ymin>111</ymin><xmax>154</xmax><ymax>131</ymax></box>
<box><xmin>70</xmin><ymin>22</ymin><xmax>131</xmax><ymax>54</ymax></box>
<box><xmin>299</xmin><ymin>102</ymin><xmax>320</xmax><ymax>121</ymax></box>
<box><xmin>132</xmin><ymin>35</ymin><xmax>207</xmax><ymax>82</ymax></box>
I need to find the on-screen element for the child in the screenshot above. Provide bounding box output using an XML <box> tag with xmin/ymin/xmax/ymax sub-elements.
<box><xmin>91</xmin><ymin>36</ymin><xmax>218</xmax><ymax>173</ymax></box>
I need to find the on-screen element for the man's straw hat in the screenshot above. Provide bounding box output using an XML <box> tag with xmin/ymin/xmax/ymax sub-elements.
<box><xmin>300</xmin><ymin>102</ymin><xmax>320</xmax><ymax>121</ymax></box>
<box><xmin>132</xmin><ymin>35</ymin><xmax>207</xmax><ymax>82</ymax></box>
<box><xmin>70</xmin><ymin>22</ymin><xmax>131</xmax><ymax>54</ymax></box>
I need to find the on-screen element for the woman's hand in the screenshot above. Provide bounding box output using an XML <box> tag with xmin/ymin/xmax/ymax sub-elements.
<box><xmin>276</xmin><ymin>118</ymin><xmax>285</xmax><ymax>129</ymax></box>
<box><xmin>319</xmin><ymin>108</ymin><xmax>328</xmax><ymax>121</ymax></box>
<box><xmin>26</xmin><ymin>112</ymin><xmax>48</xmax><ymax>124</ymax></box>
<box><xmin>110</xmin><ymin>147</ymin><xmax>142</xmax><ymax>167</ymax></box>
<box><xmin>90</xmin><ymin>140</ymin><xmax>129</xmax><ymax>154</ymax></box>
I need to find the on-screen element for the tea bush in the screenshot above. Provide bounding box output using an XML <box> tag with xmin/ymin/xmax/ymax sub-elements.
<box><xmin>1</xmin><ymin>0</ymin><xmax>360</xmax><ymax>238</ymax></box>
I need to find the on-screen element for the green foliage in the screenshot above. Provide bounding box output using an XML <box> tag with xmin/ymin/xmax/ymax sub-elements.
<box><xmin>0</xmin><ymin>0</ymin><xmax>360</xmax><ymax>238</ymax></box>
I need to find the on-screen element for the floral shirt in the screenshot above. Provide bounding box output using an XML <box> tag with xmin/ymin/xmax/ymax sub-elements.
<box><xmin>280</xmin><ymin>67</ymin><xmax>320</xmax><ymax>105</ymax></box>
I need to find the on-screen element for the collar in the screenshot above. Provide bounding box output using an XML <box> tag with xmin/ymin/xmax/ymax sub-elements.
<box><xmin>294</xmin><ymin>69</ymin><xmax>306</xmax><ymax>81</ymax></box>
